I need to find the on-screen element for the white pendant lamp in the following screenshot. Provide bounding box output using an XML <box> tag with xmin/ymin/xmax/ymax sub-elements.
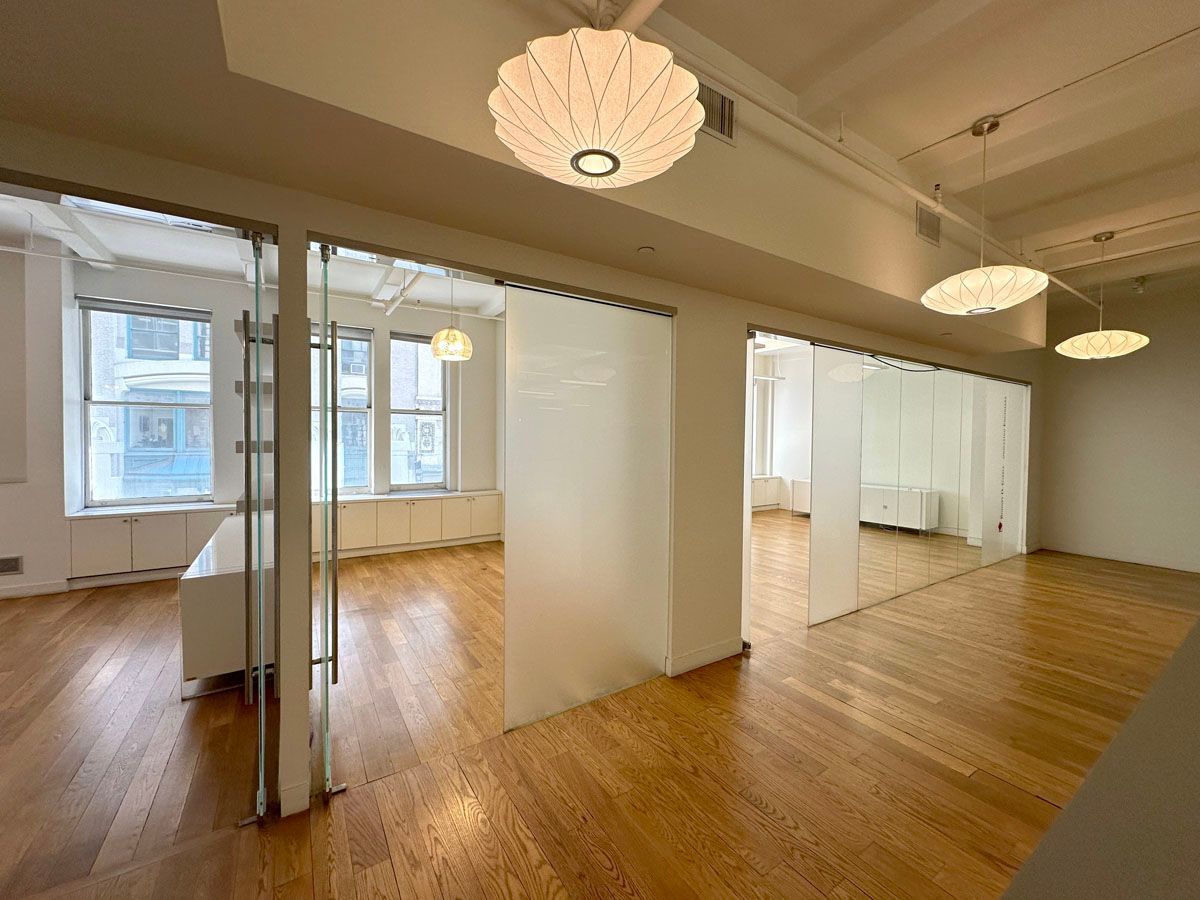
<box><xmin>1055</xmin><ymin>232</ymin><xmax>1149</xmax><ymax>360</ymax></box>
<box><xmin>922</xmin><ymin>116</ymin><xmax>1048</xmax><ymax>315</ymax></box>
<box><xmin>431</xmin><ymin>275</ymin><xmax>473</xmax><ymax>362</ymax></box>
<box><xmin>487</xmin><ymin>27</ymin><xmax>705</xmax><ymax>189</ymax></box>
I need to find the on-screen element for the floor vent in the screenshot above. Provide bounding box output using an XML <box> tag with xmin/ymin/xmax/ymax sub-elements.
<box><xmin>698</xmin><ymin>80</ymin><xmax>736</xmax><ymax>144</ymax></box>
<box><xmin>916</xmin><ymin>203</ymin><xmax>941</xmax><ymax>247</ymax></box>
<box><xmin>0</xmin><ymin>556</ymin><xmax>23</xmax><ymax>575</ymax></box>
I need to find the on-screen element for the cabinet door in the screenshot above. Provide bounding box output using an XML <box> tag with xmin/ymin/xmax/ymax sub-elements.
<box><xmin>441</xmin><ymin>498</ymin><xmax>471</xmax><ymax>540</ymax></box>
<box><xmin>470</xmin><ymin>495</ymin><xmax>501</xmax><ymax>536</ymax></box>
<box><xmin>339</xmin><ymin>502</ymin><xmax>377</xmax><ymax>550</ymax></box>
<box><xmin>377</xmin><ymin>501</ymin><xmax>412</xmax><ymax>546</ymax></box>
<box><xmin>132</xmin><ymin>513</ymin><xmax>188</xmax><ymax>570</ymax></box>
<box><xmin>879</xmin><ymin>488</ymin><xmax>900</xmax><ymax>526</ymax></box>
<box><xmin>71</xmin><ymin>518</ymin><xmax>132</xmax><ymax>577</ymax></box>
<box><xmin>186</xmin><ymin>510</ymin><xmax>232</xmax><ymax>560</ymax></box>
<box><xmin>410</xmin><ymin>499</ymin><xmax>442</xmax><ymax>543</ymax></box>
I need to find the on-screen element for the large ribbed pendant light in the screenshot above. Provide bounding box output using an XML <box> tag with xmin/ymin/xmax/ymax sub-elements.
<box><xmin>431</xmin><ymin>275</ymin><xmax>473</xmax><ymax>362</ymax></box>
<box><xmin>921</xmin><ymin>116</ymin><xmax>1048</xmax><ymax>315</ymax></box>
<box><xmin>487</xmin><ymin>26</ymin><xmax>705</xmax><ymax>189</ymax></box>
<box><xmin>1055</xmin><ymin>232</ymin><xmax>1149</xmax><ymax>360</ymax></box>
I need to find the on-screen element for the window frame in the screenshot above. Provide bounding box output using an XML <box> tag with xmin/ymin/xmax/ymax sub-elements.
<box><xmin>388</xmin><ymin>332</ymin><xmax>448</xmax><ymax>492</ymax></box>
<box><xmin>310</xmin><ymin>323</ymin><xmax>373</xmax><ymax>495</ymax></box>
<box><xmin>80</xmin><ymin>297</ymin><xmax>215</xmax><ymax>507</ymax></box>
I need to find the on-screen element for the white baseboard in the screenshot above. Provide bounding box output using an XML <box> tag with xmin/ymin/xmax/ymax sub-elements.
<box><xmin>326</xmin><ymin>534</ymin><xmax>502</xmax><ymax>562</ymax></box>
<box><xmin>68</xmin><ymin>568</ymin><xmax>185</xmax><ymax>591</ymax></box>
<box><xmin>279</xmin><ymin>780</ymin><xmax>310</xmax><ymax>818</ymax></box>
<box><xmin>0</xmin><ymin>579</ymin><xmax>69</xmax><ymax>599</ymax></box>
<box><xmin>665</xmin><ymin>635</ymin><xmax>744</xmax><ymax>676</ymax></box>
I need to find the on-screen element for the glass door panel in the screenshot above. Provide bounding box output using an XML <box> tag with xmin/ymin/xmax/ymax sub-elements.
<box><xmin>930</xmin><ymin>369</ymin><xmax>966</xmax><ymax>584</ymax></box>
<box><xmin>858</xmin><ymin>357</ymin><xmax>900</xmax><ymax>607</ymax></box>
<box><xmin>809</xmin><ymin>346</ymin><xmax>864</xmax><ymax>624</ymax></box>
<box><xmin>895</xmin><ymin>362</ymin><xmax>936</xmax><ymax>596</ymax></box>
<box><xmin>503</xmin><ymin>285</ymin><xmax>671</xmax><ymax>730</ymax></box>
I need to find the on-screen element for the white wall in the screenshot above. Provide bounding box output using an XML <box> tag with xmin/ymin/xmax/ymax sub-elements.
<box><xmin>1040</xmin><ymin>290</ymin><xmax>1200</xmax><ymax>572</ymax></box>
<box><xmin>0</xmin><ymin>240</ymin><xmax>71</xmax><ymax>597</ymax></box>
<box><xmin>772</xmin><ymin>348</ymin><xmax>813</xmax><ymax>510</ymax></box>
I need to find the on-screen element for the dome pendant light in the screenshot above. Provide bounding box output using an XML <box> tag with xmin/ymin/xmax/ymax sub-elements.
<box><xmin>1055</xmin><ymin>232</ymin><xmax>1149</xmax><ymax>360</ymax></box>
<box><xmin>921</xmin><ymin>116</ymin><xmax>1048</xmax><ymax>315</ymax></box>
<box><xmin>431</xmin><ymin>275</ymin><xmax>473</xmax><ymax>362</ymax></box>
<box><xmin>487</xmin><ymin>27</ymin><xmax>705</xmax><ymax>189</ymax></box>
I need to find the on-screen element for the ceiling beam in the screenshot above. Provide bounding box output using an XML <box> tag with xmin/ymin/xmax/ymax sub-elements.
<box><xmin>795</xmin><ymin>0</ymin><xmax>997</xmax><ymax>117</ymax></box>
<box><xmin>10</xmin><ymin>199</ymin><xmax>116</xmax><ymax>269</ymax></box>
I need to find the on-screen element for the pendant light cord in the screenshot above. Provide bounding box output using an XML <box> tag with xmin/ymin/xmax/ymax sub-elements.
<box><xmin>1098</xmin><ymin>240</ymin><xmax>1105</xmax><ymax>330</ymax></box>
<box><xmin>979</xmin><ymin>128</ymin><xmax>987</xmax><ymax>268</ymax></box>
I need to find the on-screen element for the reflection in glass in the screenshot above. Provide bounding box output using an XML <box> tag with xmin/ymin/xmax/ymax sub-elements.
<box><xmin>858</xmin><ymin>358</ymin><xmax>900</xmax><ymax>607</ymax></box>
<box><xmin>895</xmin><ymin>363</ymin><xmax>935</xmax><ymax>597</ymax></box>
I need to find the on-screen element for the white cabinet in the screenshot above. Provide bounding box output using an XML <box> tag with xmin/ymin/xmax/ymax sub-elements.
<box><xmin>71</xmin><ymin>517</ymin><xmax>132</xmax><ymax>577</ymax></box>
<box><xmin>441</xmin><ymin>498</ymin><xmax>471</xmax><ymax>540</ymax></box>
<box><xmin>339</xmin><ymin>502</ymin><xmax>377</xmax><ymax>549</ymax></box>
<box><xmin>470</xmin><ymin>495</ymin><xmax>501</xmax><ymax>536</ymax></box>
<box><xmin>751</xmin><ymin>476</ymin><xmax>780</xmax><ymax>508</ymax></box>
<box><xmin>410</xmin><ymin>499</ymin><xmax>442</xmax><ymax>543</ymax></box>
<box><xmin>186</xmin><ymin>510</ymin><xmax>234</xmax><ymax>560</ymax></box>
<box><xmin>859</xmin><ymin>485</ymin><xmax>938</xmax><ymax>530</ymax></box>
<box><xmin>376</xmin><ymin>501</ymin><xmax>411</xmax><ymax>546</ymax></box>
<box><xmin>132</xmin><ymin>513</ymin><xmax>187</xmax><ymax>571</ymax></box>
<box><xmin>790</xmin><ymin>479</ymin><xmax>811</xmax><ymax>515</ymax></box>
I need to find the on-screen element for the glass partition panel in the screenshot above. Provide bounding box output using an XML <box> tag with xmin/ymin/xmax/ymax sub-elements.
<box><xmin>930</xmin><ymin>369</ymin><xmax>966</xmax><ymax>584</ymax></box>
<box><xmin>809</xmin><ymin>346</ymin><xmax>864</xmax><ymax>624</ymax></box>
<box><xmin>981</xmin><ymin>378</ymin><xmax>1028</xmax><ymax>566</ymax></box>
<box><xmin>503</xmin><ymin>285</ymin><xmax>671</xmax><ymax>730</ymax></box>
<box><xmin>963</xmin><ymin>375</ymin><xmax>986</xmax><ymax>574</ymax></box>
<box><xmin>858</xmin><ymin>357</ymin><xmax>901</xmax><ymax>607</ymax></box>
<box><xmin>895</xmin><ymin>362</ymin><xmax>936</xmax><ymax>596</ymax></box>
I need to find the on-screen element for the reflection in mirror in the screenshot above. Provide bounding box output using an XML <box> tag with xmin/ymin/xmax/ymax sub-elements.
<box><xmin>895</xmin><ymin>362</ymin><xmax>936</xmax><ymax>596</ymax></box>
<box><xmin>960</xmin><ymin>375</ymin><xmax>985</xmax><ymax>574</ymax></box>
<box><xmin>929</xmin><ymin>369</ymin><xmax>965</xmax><ymax>584</ymax></box>
<box><xmin>857</xmin><ymin>357</ymin><xmax>900</xmax><ymax>607</ymax></box>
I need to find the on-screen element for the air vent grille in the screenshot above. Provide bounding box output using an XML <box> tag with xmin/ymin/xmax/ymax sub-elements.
<box><xmin>0</xmin><ymin>556</ymin><xmax>23</xmax><ymax>576</ymax></box>
<box><xmin>697</xmin><ymin>81</ymin><xmax>736</xmax><ymax>144</ymax></box>
<box><xmin>916</xmin><ymin>204</ymin><xmax>941</xmax><ymax>247</ymax></box>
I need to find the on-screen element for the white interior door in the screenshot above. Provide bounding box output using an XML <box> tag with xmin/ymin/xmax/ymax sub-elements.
<box><xmin>503</xmin><ymin>285</ymin><xmax>672</xmax><ymax>730</ymax></box>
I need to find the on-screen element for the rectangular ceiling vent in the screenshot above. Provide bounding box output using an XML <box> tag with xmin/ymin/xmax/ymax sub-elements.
<box><xmin>0</xmin><ymin>556</ymin><xmax>23</xmax><ymax>576</ymax></box>
<box><xmin>915</xmin><ymin>203</ymin><xmax>941</xmax><ymax>247</ymax></box>
<box><xmin>697</xmin><ymin>81</ymin><xmax>736</xmax><ymax>145</ymax></box>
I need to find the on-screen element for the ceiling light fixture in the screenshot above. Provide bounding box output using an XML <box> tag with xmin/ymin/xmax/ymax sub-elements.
<box><xmin>921</xmin><ymin>116</ymin><xmax>1048</xmax><ymax>316</ymax></box>
<box><xmin>431</xmin><ymin>275</ymin><xmax>473</xmax><ymax>362</ymax></box>
<box><xmin>487</xmin><ymin>27</ymin><xmax>705</xmax><ymax>189</ymax></box>
<box><xmin>1055</xmin><ymin>232</ymin><xmax>1149</xmax><ymax>360</ymax></box>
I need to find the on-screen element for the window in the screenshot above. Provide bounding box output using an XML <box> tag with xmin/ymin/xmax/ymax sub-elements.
<box><xmin>311</xmin><ymin>326</ymin><xmax>372</xmax><ymax>493</ymax></box>
<box><xmin>82</xmin><ymin>300</ymin><xmax>213</xmax><ymax>505</ymax></box>
<box><xmin>390</xmin><ymin>334</ymin><xmax>446</xmax><ymax>489</ymax></box>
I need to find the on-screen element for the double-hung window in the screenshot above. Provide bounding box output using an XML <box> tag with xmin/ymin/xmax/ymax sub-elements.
<box><xmin>81</xmin><ymin>298</ymin><xmax>214</xmax><ymax>505</ymax></box>
<box><xmin>389</xmin><ymin>333</ymin><xmax>446</xmax><ymax>490</ymax></box>
<box><xmin>310</xmin><ymin>325</ymin><xmax>372</xmax><ymax>493</ymax></box>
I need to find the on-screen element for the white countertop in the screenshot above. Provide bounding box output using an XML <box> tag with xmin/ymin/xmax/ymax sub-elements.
<box><xmin>69</xmin><ymin>501</ymin><xmax>236</xmax><ymax>520</ymax></box>
<box><xmin>183</xmin><ymin>512</ymin><xmax>274</xmax><ymax>579</ymax></box>
<box><xmin>312</xmin><ymin>488</ymin><xmax>501</xmax><ymax>503</ymax></box>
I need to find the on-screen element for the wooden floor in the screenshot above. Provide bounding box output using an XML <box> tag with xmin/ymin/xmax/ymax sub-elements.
<box><xmin>750</xmin><ymin>509</ymin><xmax>984</xmax><ymax>644</ymax></box>
<box><xmin>5</xmin><ymin>521</ymin><xmax>1200</xmax><ymax>898</ymax></box>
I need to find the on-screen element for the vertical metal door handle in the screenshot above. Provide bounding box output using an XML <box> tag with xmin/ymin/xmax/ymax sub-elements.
<box><xmin>241</xmin><ymin>309</ymin><xmax>253</xmax><ymax>705</ymax></box>
<box><xmin>330</xmin><ymin>321</ymin><xmax>340</xmax><ymax>686</ymax></box>
<box><xmin>272</xmin><ymin>313</ymin><xmax>282</xmax><ymax>699</ymax></box>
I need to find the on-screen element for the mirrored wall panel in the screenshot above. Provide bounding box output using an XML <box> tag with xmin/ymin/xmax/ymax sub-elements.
<box><xmin>858</xmin><ymin>357</ymin><xmax>901</xmax><ymax>608</ymax></box>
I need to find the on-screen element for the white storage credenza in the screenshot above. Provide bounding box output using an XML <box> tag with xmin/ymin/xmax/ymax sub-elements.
<box><xmin>69</xmin><ymin>504</ymin><xmax>236</xmax><ymax>578</ymax></box>
<box><xmin>859</xmin><ymin>484</ymin><xmax>938</xmax><ymax>531</ymax></box>
<box><xmin>311</xmin><ymin>491</ymin><xmax>503</xmax><ymax>554</ymax></box>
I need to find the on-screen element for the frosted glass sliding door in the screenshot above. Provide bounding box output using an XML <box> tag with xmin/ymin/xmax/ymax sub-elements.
<box><xmin>503</xmin><ymin>285</ymin><xmax>671</xmax><ymax>730</ymax></box>
<box><xmin>809</xmin><ymin>346</ymin><xmax>864</xmax><ymax>625</ymax></box>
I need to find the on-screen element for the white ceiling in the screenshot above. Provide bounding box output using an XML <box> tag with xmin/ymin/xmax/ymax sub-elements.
<box><xmin>661</xmin><ymin>0</ymin><xmax>1200</xmax><ymax>294</ymax></box>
